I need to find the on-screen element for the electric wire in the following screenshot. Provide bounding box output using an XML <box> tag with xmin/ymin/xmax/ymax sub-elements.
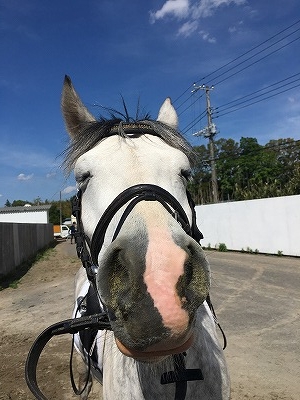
<box><xmin>212</xmin><ymin>34</ymin><xmax>300</xmax><ymax>86</ymax></box>
<box><xmin>173</xmin><ymin>19</ymin><xmax>300</xmax><ymax>103</ymax></box>
<box><xmin>182</xmin><ymin>62</ymin><xmax>300</xmax><ymax>132</ymax></box>
<box><xmin>216</xmin><ymin>72</ymin><xmax>300</xmax><ymax>110</ymax></box>
<box><xmin>193</xmin><ymin>19</ymin><xmax>300</xmax><ymax>86</ymax></box>
<box><xmin>215</xmin><ymin>82</ymin><xmax>300</xmax><ymax>118</ymax></box>
<box><xmin>178</xmin><ymin>92</ymin><xmax>205</xmax><ymax>117</ymax></box>
<box><xmin>182</xmin><ymin>109</ymin><xmax>207</xmax><ymax>134</ymax></box>
<box><xmin>172</xmin><ymin>20</ymin><xmax>300</xmax><ymax>134</ymax></box>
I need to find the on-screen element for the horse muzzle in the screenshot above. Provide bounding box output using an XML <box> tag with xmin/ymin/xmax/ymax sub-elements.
<box><xmin>97</xmin><ymin>221</ymin><xmax>210</xmax><ymax>358</ymax></box>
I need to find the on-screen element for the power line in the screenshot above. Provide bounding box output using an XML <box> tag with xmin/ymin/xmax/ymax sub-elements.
<box><xmin>213</xmin><ymin>33</ymin><xmax>300</xmax><ymax>86</ymax></box>
<box><xmin>178</xmin><ymin>92</ymin><xmax>205</xmax><ymax>115</ymax></box>
<box><xmin>180</xmin><ymin>37</ymin><xmax>300</xmax><ymax>131</ymax></box>
<box><xmin>173</xmin><ymin>84</ymin><xmax>195</xmax><ymax>104</ymax></box>
<box><xmin>216</xmin><ymin>72</ymin><xmax>300</xmax><ymax>110</ymax></box>
<box><xmin>173</xmin><ymin>19</ymin><xmax>300</xmax><ymax>106</ymax></box>
<box><xmin>215</xmin><ymin>82</ymin><xmax>300</xmax><ymax>118</ymax></box>
<box><xmin>184</xmin><ymin>74</ymin><xmax>300</xmax><ymax>132</ymax></box>
<box><xmin>182</xmin><ymin>109</ymin><xmax>207</xmax><ymax>134</ymax></box>
<box><xmin>194</xmin><ymin>19</ymin><xmax>300</xmax><ymax>86</ymax></box>
<box><xmin>183</xmin><ymin>77</ymin><xmax>300</xmax><ymax>133</ymax></box>
<box><xmin>173</xmin><ymin>19</ymin><xmax>300</xmax><ymax>135</ymax></box>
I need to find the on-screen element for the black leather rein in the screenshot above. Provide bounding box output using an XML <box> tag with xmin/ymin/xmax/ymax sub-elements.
<box><xmin>25</xmin><ymin>313</ymin><xmax>111</xmax><ymax>400</ymax></box>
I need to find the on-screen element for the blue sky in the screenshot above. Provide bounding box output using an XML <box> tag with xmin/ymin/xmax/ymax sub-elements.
<box><xmin>1</xmin><ymin>0</ymin><xmax>299</xmax><ymax>206</ymax></box>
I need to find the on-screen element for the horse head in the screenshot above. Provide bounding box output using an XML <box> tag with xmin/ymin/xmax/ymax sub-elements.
<box><xmin>61</xmin><ymin>76</ymin><xmax>210</xmax><ymax>362</ymax></box>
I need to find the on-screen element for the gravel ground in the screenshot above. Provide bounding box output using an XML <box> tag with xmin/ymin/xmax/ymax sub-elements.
<box><xmin>0</xmin><ymin>241</ymin><xmax>299</xmax><ymax>399</ymax></box>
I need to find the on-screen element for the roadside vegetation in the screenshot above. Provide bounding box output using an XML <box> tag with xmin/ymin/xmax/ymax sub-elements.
<box><xmin>0</xmin><ymin>243</ymin><xmax>56</xmax><ymax>291</ymax></box>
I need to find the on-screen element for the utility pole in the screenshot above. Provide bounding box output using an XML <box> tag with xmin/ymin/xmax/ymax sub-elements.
<box><xmin>59</xmin><ymin>191</ymin><xmax>62</xmax><ymax>226</ymax></box>
<box><xmin>192</xmin><ymin>84</ymin><xmax>219</xmax><ymax>203</ymax></box>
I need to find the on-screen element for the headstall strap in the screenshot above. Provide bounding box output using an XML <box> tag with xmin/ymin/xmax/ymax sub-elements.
<box><xmin>72</xmin><ymin>190</ymin><xmax>98</xmax><ymax>286</ymax></box>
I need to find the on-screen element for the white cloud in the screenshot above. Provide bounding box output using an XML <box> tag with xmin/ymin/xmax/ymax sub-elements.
<box><xmin>228</xmin><ymin>20</ymin><xmax>244</xmax><ymax>34</ymax></box>
<box><xmin>199</xmin><ymin>30</ymin><xmax>216</xmax><ymax>43</ymax></box>
<box><xmin>61</xmin><ymin>186</ymin><xmax>76</xmax><ymax>195</ymax></box>
<box><xmin>192</xmin><ymin>0</ymin><xmax>246</xmax><ymax>19</ymax></box>
<box><xmin>151</xmin><ymin>0</ymin><xmax>247</xmax><ymax>40</ymax></box>
<box><xmin>150</xmin><ymin>0</ymin><xmax>190</xmax><ymax>23</ymax></box>
<box><xmin>17</xmin><ymin>173</ymin><xmax>33</xmax><ymax>181</ymax></box>
<box><xmin>46</xmin><ymin>172</ymin><xmax>57</xmax><ymax>178</ymax></box>
<box><xmin>177</xmin><ymin>20</ymin><xmax>199</xmax><ymax>37</ymax></box>
<box><xmin>151</xmin><ymin>0</ymin><xmax>246</xmax><ymax>22</ymax></box>
<box><xmin>287</xmin><ymin>94</ymin><xmax>300</xmax><ymax>112</ymax></box>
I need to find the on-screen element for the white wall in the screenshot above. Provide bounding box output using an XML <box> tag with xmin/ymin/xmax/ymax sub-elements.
<box><xmin>0</xmin><ymin>210</ymin><xmax>49</xmax><ymax>224</ymax></box>
<box><xmin>195</xmin><ymin>194</ymin><xmax>300</xmax><ymax>256</ymax></box>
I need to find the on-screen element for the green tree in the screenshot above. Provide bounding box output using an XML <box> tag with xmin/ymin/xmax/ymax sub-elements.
<box><xmin>32</xmin><ymin>197</ymin><xmax>42</xmax><ymax>205</ymax></box>
<box><xmin>191</xmin><ymin>136</ymin><xmax>300</xmax><ymax>203</ymax></box>
<box><xmin>48</xmin><ymin>199</ymin><xmax>72</xmax><ymax>224</ymax></box>
<box><xmin>265</xmin><ymin>138</ymin><xmax>300</xmax><ymax>193</ymax></box>
<box><xmin>49</xmin><ymin>204</ymin><xmax>60</xmax><ymax>224</ymax></box>
<box><xmin>215</xmin><ymin>138</ymin><xmax>240</xmax><ymax>201</ymax></box>
<box><xmin>12</xmin><ymin>200</ymin><xmax>29</xmax><ymax>206</ymax></box>
<box><xmin>189</xmin><ymin>145</ymin><xmax>211</xmax><ymax>204</ymax></box>
<box><xmin>232</xmin><ymin>137</ymin><xmax>283</xmax><ymax>200</ymax></box>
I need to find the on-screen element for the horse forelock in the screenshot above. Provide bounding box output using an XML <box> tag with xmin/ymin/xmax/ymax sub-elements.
<box><xmin>62</xmin><ymin>115</ymin><xmax>196</xmax><ymax>174</ymax></box>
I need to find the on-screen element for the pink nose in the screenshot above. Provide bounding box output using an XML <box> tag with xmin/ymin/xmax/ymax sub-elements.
<box><xmin>143</xmin><ymin>225</ymin><xmax>193</xmax><ymax>334</ymax></box>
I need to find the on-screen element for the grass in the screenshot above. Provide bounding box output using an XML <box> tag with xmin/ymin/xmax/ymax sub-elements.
<box><xmin>0</xmin><ymin>241</ymin><xmax>56</xmax><ymax>291</ymax></box>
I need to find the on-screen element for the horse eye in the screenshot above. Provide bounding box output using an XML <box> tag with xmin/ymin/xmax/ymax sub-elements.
<box><xmin>76</xmin><ymin>171</ymin><xmax>91</xmax><ymax>188</ymax></box>
<box><xmin>180</xmin><ymin>169</ymin><xmax>192</xmax><ymax>181</ymax></box>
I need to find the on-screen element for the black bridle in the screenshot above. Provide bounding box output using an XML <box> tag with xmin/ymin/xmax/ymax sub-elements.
<box><xmin>25</xmin><ymin>127</ymin><xmax>226</xmax><ymax>400</ymax></box>
<box><xmin>73</xmin><ymin>183</ymin><xmax>203</xmax><ymax>281</ymax></box>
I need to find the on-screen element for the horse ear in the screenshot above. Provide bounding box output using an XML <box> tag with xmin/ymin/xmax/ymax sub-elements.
<box><xmin>61</xmin><ymin>75</ymin><xmax>96</xmax><ymax>139</ymax></box>
<box><xmin>157</xmin><ymin>97</ymin><xmax>178</xmax><ymax>130</ymax></box>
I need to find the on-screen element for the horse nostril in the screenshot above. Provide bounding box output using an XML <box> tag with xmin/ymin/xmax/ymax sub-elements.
<box><xmin>175</xmin><ymin>241</ymin><xmax>210</xmax><ymax>314</ymax></box>
<box><xmin>184</xmin><ymin>258</ymin><xmax>194</xmax><ymax>286</ymax></box>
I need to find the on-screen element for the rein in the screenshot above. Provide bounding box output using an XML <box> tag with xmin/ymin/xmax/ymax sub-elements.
<box><xmin>25</xmin><ymin>127</ymin><xmax>226</xmax><ymax>400</ymax></box>
<box><xmin>25</xmin><ymin>313</ymin><xmax>111</xmax><ymax>400</ymax></box>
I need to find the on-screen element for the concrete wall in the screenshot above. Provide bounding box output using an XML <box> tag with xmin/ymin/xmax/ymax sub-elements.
<box><xmin>195</xmin><ymin>194</ymin><xmax>300</xmax><ymax>256</ymax></box>
<box><xmin>0</xmin><ymin>223</ymin><xmax>54</xmax><ymax>278</ymax></box>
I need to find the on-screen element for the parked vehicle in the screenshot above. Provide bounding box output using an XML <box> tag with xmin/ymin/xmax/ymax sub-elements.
<box><xmin>53</xmin><ymin>224</ymin><xmax>69</xmax><ymax>239</ymax></box>
<box><xmin>63</xmin><ymin>216</ymin><xmax>77</xmax><ymax>226</ymax></box>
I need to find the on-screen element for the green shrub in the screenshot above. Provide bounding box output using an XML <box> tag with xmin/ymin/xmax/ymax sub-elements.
<box><xmin>218</xmin><ymin>243</ymin><xmax>228</xmax><ymax>252</ymax></box>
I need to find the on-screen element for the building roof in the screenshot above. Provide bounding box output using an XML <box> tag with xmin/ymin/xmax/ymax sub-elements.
<box><xmin>0</xmin><ymin>205</ymin><xmax>52</xmax><ymax>214</ymax></box>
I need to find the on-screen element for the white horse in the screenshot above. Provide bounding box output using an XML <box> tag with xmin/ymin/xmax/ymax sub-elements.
<box><xmin>61</xmin><ymin>76</ymin><xmax>230</xmax><ymax>400</ymax></box>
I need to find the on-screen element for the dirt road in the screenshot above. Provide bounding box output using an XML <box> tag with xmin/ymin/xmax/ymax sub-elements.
<box><xmin>0</xmin><ymin>241</ymin><xmax>299</xmax><ymax>399</ymax></box>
